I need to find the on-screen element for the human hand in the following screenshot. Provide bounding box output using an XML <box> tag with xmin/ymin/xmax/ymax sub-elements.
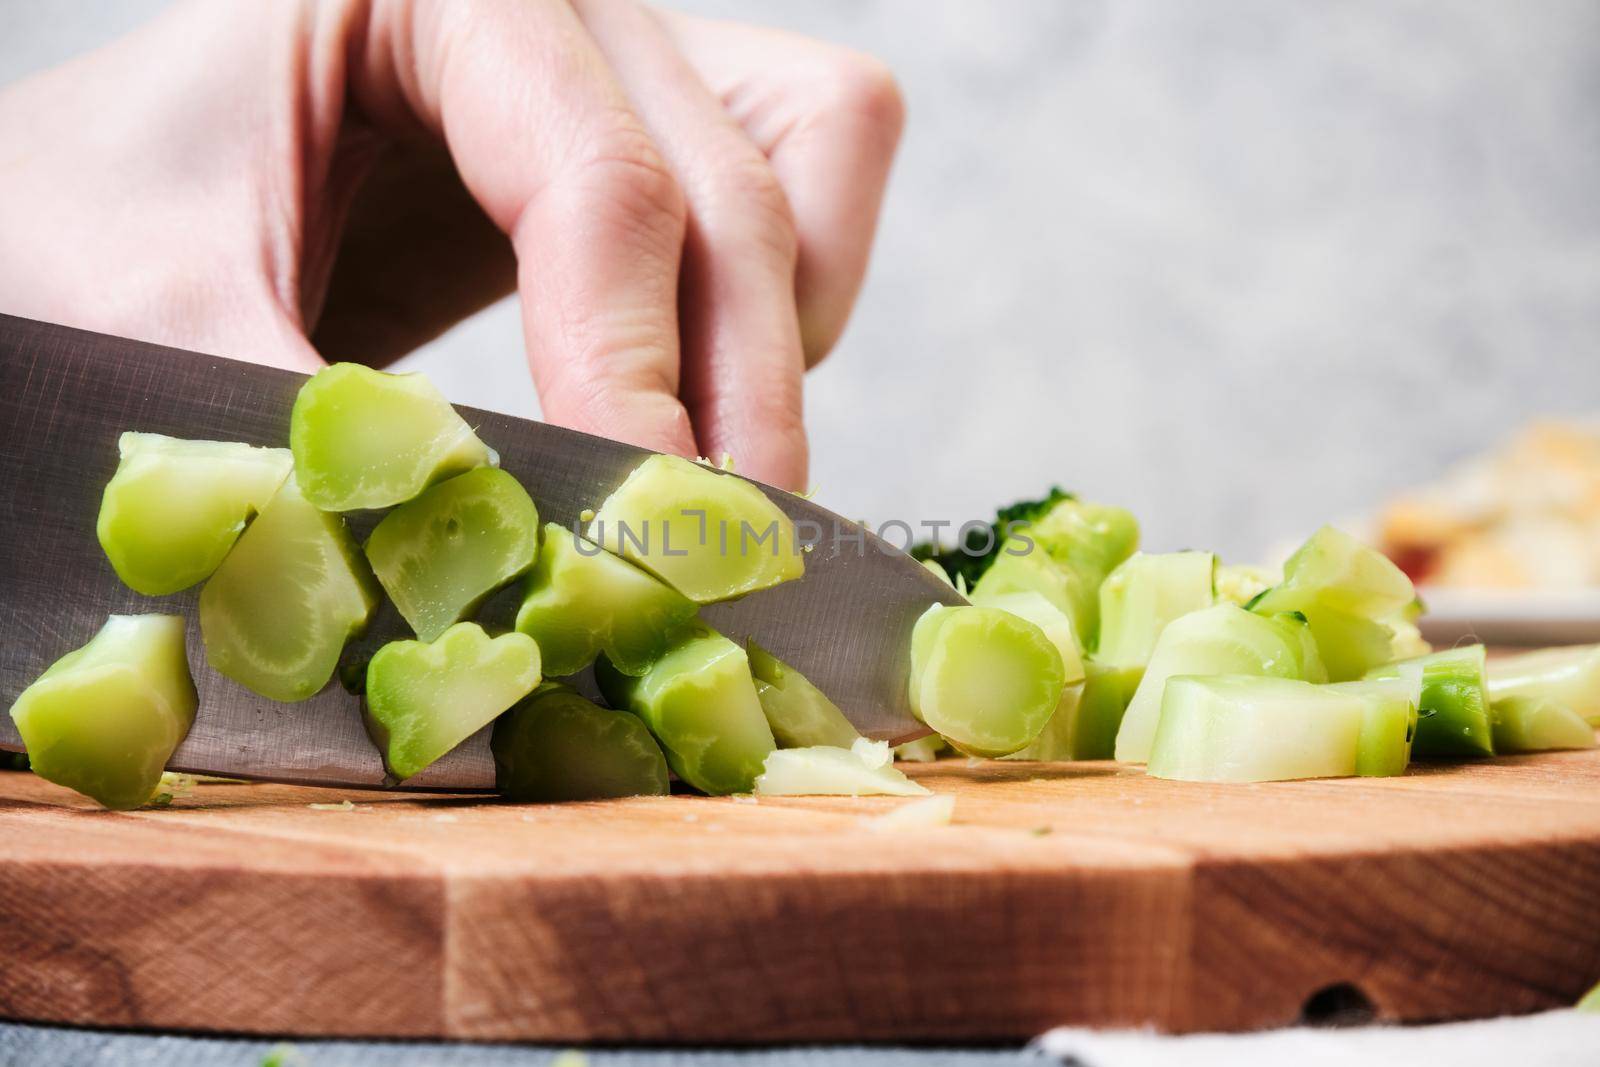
<box><xmin>0</xmin><ymin>0</ymin><xmax>904</xmax><ymax>489</ymax></box>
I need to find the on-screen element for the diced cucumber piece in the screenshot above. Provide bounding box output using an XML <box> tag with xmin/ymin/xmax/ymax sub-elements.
<box><xmin>1488</xmin><ymin>645</ymin><xmax>1600</xmax><ymax>726</ymax></box>
<box><xmin>1215</xmin><ymin>563</ymin><xmax>1278</xmax><ymax>607</ymax></box>
<box><xmin>746</xmin><ymin>640</ymin><xmax>861</xmax><ymax>749</ymax></box>
<box><xmin>365</xmin><ymin>468</ymin><xmax>539</xmax><ymax>642</ymax></box>
<box><xmin>1096</xmin><ymin>551</ymin><xmax>1216</xmax><ymax>668</ymax></box>
<box><xmin>754</xmin><ymin>738</ymin><xmax>930</xmax><ymax>797</ymax></box>
<box><xmin>969</xmin><ymin>541</ymin><xmax>1093</xmax><ymax>636</ymax></box>
<box><xmin>514</xmin><ymin>523</ymin><xmax>696</xmax><ymax>677</ymax></box>
<box><xmin>1326</xmin><ymin>676</ymin><xmax>1420</xmax><ymax>776</ymax></box>
<box><xmin>1490</xmin><ymin>695</ymin><xmax>1597</xmax><ymax>753</ymax></box>
<box><xmin>491</xmin><ymin>682</ymin><xmax>670</xmax><ymax>801</ymax></box>
<box><xmin>290</xmin><ymin>363</ymin><xmax>495</xmax><ymax>511</ymax></box>
<box><xmin>199</xmin><ymin>475</ymin><xmax>381</xmax><ymax>702</ymax></box>
<box><xmin>1115</xmin><ymin>605</ymin><xmax>1325</xmax><ymax>763</ymax></box>
<box><xmin>97</xmin><ymin>433</ymin><xmax>293</xmax><ymax>596</ymax></box>
<box><xmin>1147</xmin><ymin>675</ymin><xmax>1367</xmax><ymax>783</ymax></box>
<box><xmin>364</xmin><ymin>623</ymin><xmax>541</xmax><ymax>781</ymax></box>
<box><xmin>1251</xmin><ymin>526</ymin><xmax>1414</xmax><ymax>619</ymax></box>
<box><xmin>9</xmin><ymin>615</ymin><xmax>197</xmax><ymax>809</ymax></box>
<box><xmin>1367</xmin><ymin>645</ymin><xmax>1494</xmax><ymax>757</ymax></box>
<box><xmin>595</xmin><ymin>622</ymin><xmax>776</xmax><ymax>795</ymax></box>
<box><xmin>1068</xmin><ymin>660</ymin><xmax>1144</xmax><ymax>760</ymax></box>
<box><xmin>585</xmin><ymin>454</ymin><xmax>802</xmax><ymax>603</ymax></box>
<box><xmin>908</xmin><ymin>604</ymin><xmax>1066</xmax><ymax>758</ymax></box>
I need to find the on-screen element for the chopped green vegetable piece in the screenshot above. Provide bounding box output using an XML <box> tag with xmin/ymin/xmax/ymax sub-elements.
<box><xmin>1490</xmin><ymin>695</ymin><xmax>1596</xmax><ymax>753</ymax></box>
<box><xmin>893</xmin><ymin>735</ymin><xmax>947</xmax><ymax>762</ymax></box>
<box><xmin>1214</xmin><ymin>563</ymin><xmax>1279</xmax><ymax>607</ymax></box>
<box><xmin>1300</xmin><ymin>606</ymin><xmax>1397</xmax><ymax>683</ymax></box>
<box><xmin>1028</xmin><ymin>498</ymin><xmax>1140</xmax><ymax>587</ymax></box>
<box><xmin>908</xmin><ymin>604</ymin><xmax>1066</xmax><ymax>758</ymax></box>
<box><xmin>1115</xmin><ymin>605</ymin><xmax>1326</xmax><ymax>763</ymax></box>
<box><xmin>9</xmin><ymin>614</ymin><xmax>197</xmax><ymax>810</ymax></box>
<box><xmin>1386</xmin><ymin>613</ymin><xmax>1432</xmax><ymax>660</ymax></box>
<box><xmin>754</xmin><ymin>737</ymin><xmax>930</xmax><ymax>796</ymax></box>
<box><xmin>1002</xmin><ymin>682</ymin><xmax>1084</xmax><ymax>761</ymax></box>
<box><xmin>97</xmin><ymin>433</ymin><xmax>293</xmax><ymax>595</ymax></box>
<box><xmin>1488</xmin><ymin>645</ymin><xmax>1600</xmax><ymax>725</ymax></box>
<box><xmin>365</xmin><ymin>623</ymin><xmax>541</xmax><ymax>781</ymax></box>
<box><xmin>1578</xmin><ymin>980</ymin><xmax>1600</xmax><ymax>1012</ymax></box>
<box><xmin>1251</xmin><ymin>526</ymin><xmax>1414</xmax><ymax>619</ymax></box>
<box><xmin>1367</xmin><ymin>645</ymin><xmax>1494</xmax><ymax>757</ymax></box>
<box><xmin>290</xmin><ymin>363</ymin><xmax>495</xmax><ymax>511</ymax></box>
<box><xmin>595</xmin><ymin>622</ymin><xmax>776</xmax><ymax>794</ymax></box>
<box><xmin>1096</xmin><ymin>551</ymin><xmax>1216</xmax><ymax>668</ymax></box>
<box><xmin>491</xmin><ymin>682</ymin><xmax>670</xmax><ymax>801</ymax></box>
<box><xmin>969</xmin><ymin>590</ymin><xmax>1088</xmax><ymax>762</ymax></box>
<box><xmin>199</xmin><ymin>474</ymin><xmax>381</xmax><ymax>701</ymax></box>
<box><xmin>586</xmin><ymin>454</ymin><xmax>802</xmax><ymax>603</ymax></box>
<box><xmin>515</xmin><ymin>523</ymin><xmax>696</xmax><ymax>677</ymax></box>
<box><xmin>911</xmin><ymin>486</ymin><xmax>1074</xmax><ymax>589</ymax></box>
<box><xmin>366</xmin><ymin>468</ymin><xmax>539</xmax><ymax>641</ymax></box>
<box><xmin>746</xmin><ymin>640</ymin><xmax>861</xmax><ymax>749</ymax></box>
<box><xmin>969</xmin><ymin>540</ymin><xmax>1093</xmax><ymax>634</ymax></box>
<box><xmin>1326</xmin><ymin>676</ymin><xmax>1420</xmax><ymax>777</ymax></box>
<box><xmin>1148</xmin><ymin>675</ymin><xmax>1367</xmax><ymax>783</ymax></box>
<box><xmin>1070</xmin><ymin>660</ymin><xmax>1144</xmax><ymax>760</ymax></box>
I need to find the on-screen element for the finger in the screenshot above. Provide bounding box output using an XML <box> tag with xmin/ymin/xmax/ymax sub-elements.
<box><xmin>655</xmin><ymin>10</ymin><xmax>905</xmax><ymax>366</ymax></box>
<box><xmin>344</xmin><ymin>0</ymin><xmax>696</xmax><ymax>457</ymax></box>
<box><xmin>572</xmin><ymin>0</ymin><xmax>807</xmax><ymax>489</ymax></box>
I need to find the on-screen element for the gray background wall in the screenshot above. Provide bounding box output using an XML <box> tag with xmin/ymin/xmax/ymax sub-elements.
<box><xmin>4</xmin><ymin>1</ymin><xmax>1596</xmax><ymax>561</ymax></box>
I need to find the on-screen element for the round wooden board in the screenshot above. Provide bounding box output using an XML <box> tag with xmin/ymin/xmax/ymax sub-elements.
<box><xmin>1</xmin><ymin>752</ymin><xmax>1598</xmax><ymax>1043</ymax></box>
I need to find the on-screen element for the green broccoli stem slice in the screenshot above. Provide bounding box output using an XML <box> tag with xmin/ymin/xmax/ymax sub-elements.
<box><xmin>746</xmin><ymin>640</ymin><xmax>861</xmax><ymax>749</ymax></box>
<box><xmin>491</xmin><ymin>682</ymin><xmax>670</xmax><ymax>801</ymax></box>
<box><xmin>1489</xmin><ymin>695</ymin><xmax>1596</xmax><ymax>753</ymax></box>
<box><xmin>1366</xmin><ymin>645</ymin><xmax>1494</xmax><ymax>758</ymax></box>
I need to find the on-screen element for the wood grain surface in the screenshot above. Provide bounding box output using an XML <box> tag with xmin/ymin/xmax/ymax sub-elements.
<box><xmin>1</xmin><ymin>751</ymin><xmax>1598</xmax><ymax>1043</ymax></box>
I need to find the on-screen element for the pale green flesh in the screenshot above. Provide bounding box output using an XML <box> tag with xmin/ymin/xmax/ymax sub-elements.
<box><xmin>1070</xmin><ymin>661</ymin><xmax>1144</xmax><ymax>760</ymax></box>
<box><xmin>1367</xmin><ymin>645</ymin><xmax>1494</xmax><ymax>757</ymax></box>
<box><xmin>1300</xmin><ymin>606</ymin><xmax>1397</xmax><ymax>682</ymax></box>
<box><xmin>1327</xmin><ymin>676</ymin><xmax>1419</xmax><ymax>776</ymax></box>
<box><xmin>969</xmin><ymin>543</ymin><xmax>1092</xmax><ymax>636</ymax></box>
<box><xmin>366</xmin><ymin>468</ymin><xmax>539</xmax><ymax>642</ymax></box>
<box><xmin>1148</xmin><ymin>675</ymin><xmax>1366</xmax><ymax>783</ymax></box>
<box><xmin>199</xmin><ymin>475</ymin><xmax>381</xmax><ymax>702</ymax></box>
<box><xmin>1024</xmin><ymin>498</ymin><xmax>1140</xmax><ymax>642</ymax></box>
<box><xmin>754</xmin><ymin>738</ymin><xmax>930</xmax><ymax>797</ymax></box>
<box><xmin>365</xmin><ymin>623</ymin><xmax>541</xmax><ymax>781</ymax></box>
<box><xmin>585</xmin><ymin>454</ymin><xmax>803</xmax><ymax>603</ymax></box>
<box><xmin>1490</xmin><ymin>695</ymin><xmax>1597</xmax><ymax>753</ymax></box>
<box><xmin>1001</xmin><ymin>682</ymin><xmax>1084</xmax><ymax>761</ymax></box>
<box><xmin>1251</xmin><ymin>526</ymin><xmax>1414</xmax><ymax>619</ymax></box>
<box><xmin>515</xmin><ymin>523</ymin><xmax>696</xmax><ymax>677</ymax></box>
<box><xmin>1115</xmin><ymin>605</ymin><xmax>1325</xmax><ymax>763</ymax></box>
<box><xmin>747</xmin><ymin>640</ymin><xmax>861</xmax><ymax>749</ymax></box>
<box><xmin>893</xmin><ymin>735</ymin><xmax>947</xmax><ymax>762</ymax></box>
<box><xmin>97</xmin><ymin>433</ymin><xmax>292</xmax><ymax>595</ymax></box>
<box><xmin>968</xmin><ymin>590</ymin><xmax>1087</xmax><ymax>686</ymax></box>
<box><xmin>1488</xmin><ymin>645</ymin><xmax>1600</xmax><ymax>726</ymax></box>
<box><xmin>908</xmin><ymin>604</ymin><xmax>1065</xmax><ymax>758</ymax></box>
<box><xmin>9</xmin><ymin>615</ymin><xmax>197</xmax><ymax>809</ymax></box>
<box><xmin>290</xmin><ymin>363</ymin><xmax>494</xmax><ymax>511</ymax></box>
<box><xmin>490</xmin><ymin>682</ymin><xmax>669</xmax><ymax>801</ymax></box>
<box><xmin>1096</xmin><ymin>551</ymin><xmax>1216</xmax><ymax>668</ymax></box>
<box><xmin>595</xmin><ymin>623</ymin><xmax>776</xmax><ymax>795</ymax></box>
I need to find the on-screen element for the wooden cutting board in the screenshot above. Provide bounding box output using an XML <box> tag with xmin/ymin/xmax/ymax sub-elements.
<box><xmin>1</xmin><ymin>751</ymin><xmax>1598</xmax><ymax>1043</ymax></box>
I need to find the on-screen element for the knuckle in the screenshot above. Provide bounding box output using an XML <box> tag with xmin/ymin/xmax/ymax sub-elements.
<box><xmin>819</xmin><ymin>50</ymin><xmax>905</xmax><ymax>138</ymax></box>
<box><xmin>697</xmin><ymin>150</ymin><xmax>797</xmax><ymax>266</ymax></box>
<box><xmin>569</xmin><ymin>117</ymin><xmax>688</xmax><ymax>245</ymax></box>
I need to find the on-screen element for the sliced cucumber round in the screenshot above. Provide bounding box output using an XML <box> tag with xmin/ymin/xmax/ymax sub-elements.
<box><xmin>515</xmin><ymin>523</ymin><xmax>696</xmax><ymax>677</ymax></box>
<box><xmin>585</xmin><ymin>454</ymin><xmax>803</xmax><ymax>603</ymax></box>
<box><xmin>9</xmin><ymin>614</ymin><xmax>197</xmax><ymax>809</ymax></box>
<box><xmin>290</xmin><ymin>363</ymin><xmax>495</xmax><ymax>511</ymax></box>
<box><xmin>365</xmin><ymin>623</ymin><xmax>541</xmax><ymax>781</ymax></box>
<box><xmin>199</xmin><ymin>474</ymin><xmax>381</xmax><ymax>702</ymax></box>
<box><xmin>746</xmin><ymin>640</ymin><xmax>861</xmax><ymax>749</ymax></box>
<box><xmin>97</xmin><ymin>433</ymin><xmax>292</xmax><ymax>595</ymax></box>
<box><xmin>366</xmin><ymin>468</ymin><xmax>539</xmax><ymax>642</ymax></box>
<box><xmin>491</xmin><ymin>682</ymin><xmax>669</xmax><ymax>801</ymax></box>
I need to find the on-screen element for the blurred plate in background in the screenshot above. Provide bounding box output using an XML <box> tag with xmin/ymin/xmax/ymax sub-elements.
<box><xmin>1418</xmin><ymin>588</ymin><xmax>1600</xmax><ymax>648</ymax></box>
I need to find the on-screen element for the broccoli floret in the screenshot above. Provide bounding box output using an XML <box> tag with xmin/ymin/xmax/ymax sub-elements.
<box><xmin>911</xmin><ymin>486</ymin><xmax>1075</xmax><ymax>587</ymax></box>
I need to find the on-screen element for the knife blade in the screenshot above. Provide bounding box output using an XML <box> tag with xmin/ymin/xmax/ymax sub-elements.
<box><xmin>0</xmin><ymin>315</ymin><xmax>962</xmax><ymax>790</ymax></box>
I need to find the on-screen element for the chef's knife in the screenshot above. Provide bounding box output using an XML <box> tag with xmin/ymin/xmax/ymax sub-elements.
<box><xmin>0</xmin><ymin>315</ymin><xmax>962</xmax><ymax>790</ymax></box>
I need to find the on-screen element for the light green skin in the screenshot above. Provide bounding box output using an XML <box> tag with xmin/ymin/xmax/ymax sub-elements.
<box><xmin>1488</xmin><ymin>645</ymin><xmax>1600</xmax><ymax>725</ymax></box>
<box><xmin>1489</xmin><ymin>695</ymin><xmax>1596</xmax><ymax>753</ymax></box>
<box><xmin>199</xmin><ymin>474</ymin><xmax>381</xmax><ymax>702</ymax></box>
<box><xmin>365</xmin><ymin>623</ymin><xmax>541</xmax><ymax>781</ymax></box>
<box><xmin>9</xmin><ymin>615</ymin><xmax>197</xmax><ymax>809</ymax></box>
<box><xmin>908</xmin><ymin>604</ymin><xmax>1066</xmax><ymax>758</ymax></box>
<box><xmin>290</xmin><ymin>363</ymin><xmax>495</xmax><ymax>511</ymax></box>
<box><xmin>515</xmin><ymin>523</ymin><xmax>696</xmax><ymax>677</ymax></box>
<box><xmin>1367</xmin><ymin>645</ymin><xmax>1494</xmax><ymax>757</ymax></box>
<box><xmin>586</xmin><ymin>454</ymin><xmax>803</xmax><ymax>603</ymax></box>
<box><xmin>97</xmin><ymin>433</ymin><xmax>292</xmax><ymax>596</ymax></box>
<box><xmin>1148</xmin><ymin>675</ymin><xmax>1366</xmax><ymax>783</ymax></box>
<box><xmin>970</xmin><ymin>541</ymin><xmax>1093</xmax><ymax>639</ymax></box>
<box><xmin>1251</xmin><ymin>526</ymin><xmax>1415</xmax><ymax>619</ymax></box>
<box><xmin>746</xmin><ymin>640</ymin><xmax>860</xmax><ymax>749</ymax></box>
<box><xmin>595</xmin><ymin>623</ymin><xmax>776</xmax><ymax>795</ymax></box>
<box><xmin>1026</xmin><ymin>499</ymin><xmax>1140</xmax><ymax>586</ymax></box>
<box><xmin>491</xmin><ymin>682</ymin><xmax>669</xmax><ymax>801</ymax></box>
<box><xmin>1063</xmin><ymin>659</ymin><xmax>1144</xmax><ymax>761</ymax></box>
<box><xmin>1096</xmin><ymin>551</ymin><xmax>1216</xmax><ymax>668</ymax></box>
<box><xmin>1115</xmin><ymin>605</ymin><xmax>1326</xmax><ymax>763</ymax></box>
<box><xmin>366</xmin><ymin>468</ymin><xmax>539</xmax><ymax>642</ymax></box>
<box><xmin>1326</xmin><ymin>676</ymin><xmax>1419</xmax><ymax>777</ymax></box>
